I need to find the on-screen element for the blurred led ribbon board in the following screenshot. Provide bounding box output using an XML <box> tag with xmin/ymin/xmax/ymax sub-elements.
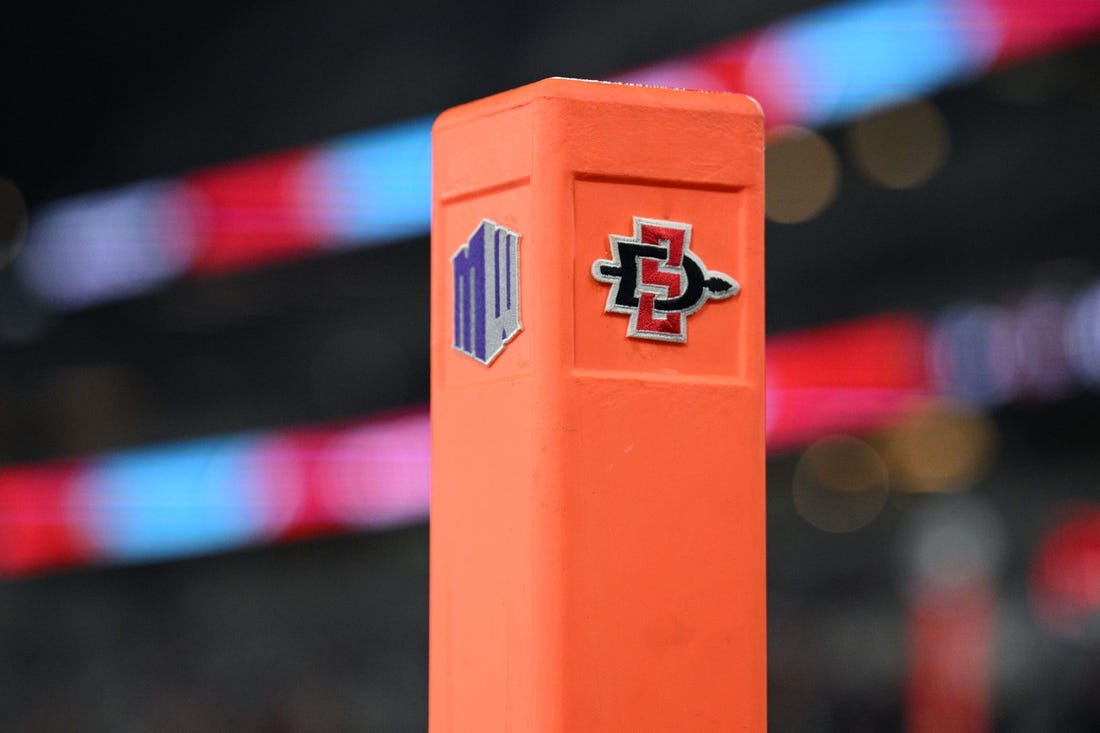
<box><xmin>17</xmin><ymin>0</ymin><xmax>1100</xmax><ymax>309</ymax></box>
<box><xmin>9</xmin><ymin>275</ymin><xmax>1100</xmax><ymax>577</ymax></box>
<box><xmin>0</xmin><ymin>315</ymin><xmax>929</xmax><ymax>577</ymax></box>
<box><xmin>16</xmin><ymin>286</ymin><xmax>1100</xmax><ymax>577</ymax></box>
<box><xmin>0</xmin><ymin>409</ymin><xmax>431</xmax><ymax>576</ymax></box>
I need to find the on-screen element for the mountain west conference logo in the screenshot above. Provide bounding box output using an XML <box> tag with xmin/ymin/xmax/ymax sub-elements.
<box><xmin>592</xmin><ymin>217</ymin><xmax>740</xmax><ymax>342</ymax></box>
<box><xmin>452</xmin><ymin>219</ymin><xmax>521</xmax><ymax>365</ymax></box>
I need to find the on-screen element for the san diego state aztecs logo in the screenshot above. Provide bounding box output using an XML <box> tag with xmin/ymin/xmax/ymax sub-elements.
<box><xmin>592</xmin><ymin>216</ymin><xmax>740</xmax><ymax>342</ymax></box>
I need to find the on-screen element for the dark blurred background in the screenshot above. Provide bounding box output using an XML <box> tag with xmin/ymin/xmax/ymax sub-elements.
<box><xmin>4</xmin><ymin>0</ymin><xmax>1100</xmax><ymax>730</ymax></box>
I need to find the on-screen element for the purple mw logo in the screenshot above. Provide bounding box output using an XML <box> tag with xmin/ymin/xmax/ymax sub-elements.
<box><xmin>452</xmin><ymin>219</ymin><xmax>521</xmax><ymax>365</ymax></box>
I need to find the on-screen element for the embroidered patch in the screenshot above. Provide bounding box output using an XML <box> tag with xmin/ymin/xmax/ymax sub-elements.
<box><xmin>452</xmin><ymin>219</ymin><xmax>521</xmax><ymax>365</ymax></box>
<box><xmin>592</xmin><ymin>217</ymin><xmax>740</xmax><ymax>343</ymax></box>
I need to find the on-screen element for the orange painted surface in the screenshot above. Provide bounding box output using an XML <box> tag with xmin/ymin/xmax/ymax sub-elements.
<box><xmin>431</xmin><ymin>78</ymin><xmax>765</xmax><ymax>732</ymax></box>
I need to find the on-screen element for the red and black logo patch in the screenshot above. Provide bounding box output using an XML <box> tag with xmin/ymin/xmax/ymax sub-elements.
<box><xmin>592</xmin><ymin>217</ymin><xmax>740</xmax><ymax>342</ymax></box>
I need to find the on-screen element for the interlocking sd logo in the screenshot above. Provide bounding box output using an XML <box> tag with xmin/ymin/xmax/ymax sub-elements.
<box><xmin>592</xmin><ymin>216</ymin><xmax>740</xmax><ymax>343</ymax></box>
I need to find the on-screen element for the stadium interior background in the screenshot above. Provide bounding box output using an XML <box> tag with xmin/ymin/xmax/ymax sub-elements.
<box><xmin>4</xmin><ymin>0</ymin><xmax>1100</xmax><ymax>730</ymax></box>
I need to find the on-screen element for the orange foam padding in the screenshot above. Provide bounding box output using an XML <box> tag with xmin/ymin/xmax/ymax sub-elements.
<box><xmin>430</xmin><ymin>78</ymin><xmax>765</xmax><ymax>732</ymax></box>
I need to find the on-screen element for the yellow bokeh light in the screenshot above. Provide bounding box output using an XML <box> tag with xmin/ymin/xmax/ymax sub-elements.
<box><xmin>847</xmin><ymin>99</ymin><xmax>950</xmax><ymax>190</ymax></box>
<box><xmin>766</xmin><ymin>125</ymin><xmax>840</xmax><ymax>224</ymax></box>
<box><xmin>884</xmin><ymin>402</ymin><xmax>996</xmax><ymax>493</ymax></box>
<box><xmin>792</xmin><ymin>435</ymin><xmax>889</xmax><ymax>533</ymax></box>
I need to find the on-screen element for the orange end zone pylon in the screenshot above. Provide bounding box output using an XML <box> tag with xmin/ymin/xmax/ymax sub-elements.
<box><xmin>430</xmin><ymin>78</ymin><xmax>765</xmax><ymax>732</ymax></box>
